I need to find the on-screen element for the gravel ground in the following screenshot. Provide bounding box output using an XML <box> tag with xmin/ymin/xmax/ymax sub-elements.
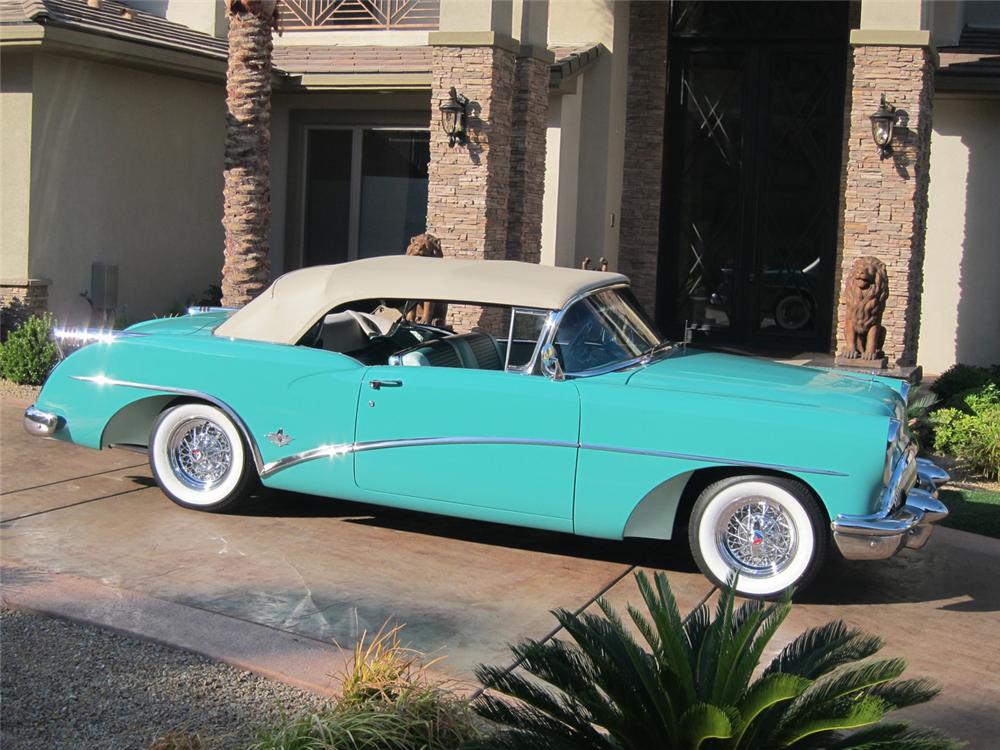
<box><xmin>0</xmin><ymin>379</ymin><xmax>40</xmax><ymax>403</ymax></box>
<box><xmin>1</xmin><ymin>608</ymin><xmax>330</xmax><ymax>750</ymax></box>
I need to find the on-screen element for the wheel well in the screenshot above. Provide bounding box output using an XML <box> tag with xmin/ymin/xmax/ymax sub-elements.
<box><xmin>670</xmin><ymin>466</ymin><xmax>827</xmax><ymax>539</ymax></box>
<box><xmin>100</xmin><ymin>395</ymin><xmax>178</xmax><ymax>449</ymax></box>
<box><xmin>101</xmin><ymin>395</ymin><xmax>263</xmax><ymax>477</ymax></box>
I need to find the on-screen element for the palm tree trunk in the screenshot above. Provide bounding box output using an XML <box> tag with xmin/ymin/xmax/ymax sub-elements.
<box><xmin>221</xmin><ymin>1</ymin><xmax>276</xmax><ymax>307</ymax></box>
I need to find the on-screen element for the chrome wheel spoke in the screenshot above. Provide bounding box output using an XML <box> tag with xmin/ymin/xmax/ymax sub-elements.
<box><xmin>717</xmin><ymin>496</ymin><xmax>797</xmax><ymax>577</ymax></box>
<box><xmin>168</xmin><ymin>419</ymin><xmax>233</xmax><ymax>491</ymax></box>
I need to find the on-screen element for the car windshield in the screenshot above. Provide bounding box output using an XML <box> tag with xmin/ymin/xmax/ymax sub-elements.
<box><xmin>553</xmin><ymin>288</ymin><xmax>666</xmax><ymax>374</ymax></box>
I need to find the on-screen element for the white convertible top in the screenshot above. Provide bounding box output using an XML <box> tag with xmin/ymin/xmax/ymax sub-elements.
<box><xmin>214</xmin><ymin>255</ymin><xmax>629</xmax><ymax>345</ymax></box>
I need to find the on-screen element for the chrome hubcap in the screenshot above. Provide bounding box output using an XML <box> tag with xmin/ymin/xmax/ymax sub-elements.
<box><xmin>168</xmin><ymin>419</ymin><xmax>233</xmax><ymax>491</ymax></box>
<box><xmin>717</xmin><ymin>497</ymin><xmax>797</xmax><ymax>578</ymax></box>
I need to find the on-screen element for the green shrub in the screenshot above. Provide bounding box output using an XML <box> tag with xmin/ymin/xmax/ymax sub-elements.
<box><xmin>473</xmin><ymin>571</ymin><xmax>957</xmax><ymax>749</ymax></box>
<box><xmin>931</xmin><ymin>363</ymin><xmax>1000</xmax><ymax>402</ymax></box>
<box><xmin>906</xmin><ymin>387</ymin><xmax>939</xmax><ymax>448</ymax></box>
<box><xmin>247</xmin><ymin>688</ymin><xmax>480</xmax><ymax>750</ymax></box>
<box><xmin>0</xmin><ymin>297</ymin><xmax>32</xmax><ymax>342</ymax></box>
<box><xmin>249</xmin><ymin>622</ymin><xmax>481</xmax><ymax>750</ymax></box>
<box><xmin>931</xmin><ymin>383</ymin><xmax>1000</xmax><ymax>479</ymax></box>
<box><xmin>0</xmin><ymin>313</ymin><xmax>59</xmax><ymax>385</ymax></box>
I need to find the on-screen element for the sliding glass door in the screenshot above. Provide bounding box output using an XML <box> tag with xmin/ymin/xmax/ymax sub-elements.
<box><xmin>301</xmin><ymin>127</ymin><xmax>430</xmax><ymax>267</ymax></box>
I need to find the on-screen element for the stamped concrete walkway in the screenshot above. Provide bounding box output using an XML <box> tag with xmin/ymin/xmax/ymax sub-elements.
<box><xmin>2</xmin><ymin>395</ymin><xmax>998</xmax><ymax>746</ymax></box>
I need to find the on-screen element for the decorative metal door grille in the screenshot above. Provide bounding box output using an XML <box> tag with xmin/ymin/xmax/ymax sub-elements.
<box><xmin>281</xmin><ymin>0</ymin><xmax>440</xmax><ymax>30</ymax></box>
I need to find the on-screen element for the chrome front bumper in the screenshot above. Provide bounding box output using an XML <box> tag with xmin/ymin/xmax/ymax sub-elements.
<box><xmin>23</xmin><ymin>405</ymin><xmax>63</xmax><ymax>437</ymax></box>
<box><xmin>832</xmin><ymin>457</ymin><xmax>950</xmax><ymax>561</ymax></box>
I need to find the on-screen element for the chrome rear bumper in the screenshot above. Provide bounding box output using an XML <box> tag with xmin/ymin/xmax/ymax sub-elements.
<box><xmin>832</xmin><ymin>458</ymin><xmax>949</xmax><ymax>561</ymax></box>
<box><xmin>23</xmin><ymin>405</ymin><xmax>63</xmax><ymax>437</ymax></box>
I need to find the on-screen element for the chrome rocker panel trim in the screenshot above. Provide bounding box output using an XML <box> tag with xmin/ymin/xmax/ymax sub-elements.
<box><xmin>23</xmin><ymin>405</ymin><xmax>63</xmax><ymax>437</ymax></box>
<box><xmin>832</xmin><ymin>457</ymin><xmax>950</xmax><ymax>561</ymax></box>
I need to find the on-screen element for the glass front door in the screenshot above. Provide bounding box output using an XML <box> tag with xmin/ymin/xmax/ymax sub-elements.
<box><xmin>302</xmin><ymin>127</ymin><xmax>430</xmax><ymax>267</ymax></box>
<box><xmin>659</xmin><ymin>2</ymin><xmax>849</xmax><ymax>351</ymax></box>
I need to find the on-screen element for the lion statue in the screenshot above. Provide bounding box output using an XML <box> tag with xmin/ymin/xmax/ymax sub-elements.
<box><xmin>404</xmin><ymin>233</ymin><xmax>447</xmax><ymax>326</ymax></box>
<box><xmin>839</xmin><ymin>256</ymin><xmax>889</xmax><ymax>360</ymax></box>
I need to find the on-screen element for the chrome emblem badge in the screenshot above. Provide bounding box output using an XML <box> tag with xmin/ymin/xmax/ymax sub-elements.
<box><xmin>266</xmin><ymin>429</ymin><xmax>293</xmax><ymax>447</ymax></box>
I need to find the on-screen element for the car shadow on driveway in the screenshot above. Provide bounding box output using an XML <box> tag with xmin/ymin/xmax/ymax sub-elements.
<box><xmin>220</xmin><ymin>487</ymin><xmax>702</xmax><ymax>574</ymax></box>
<box><xmin>796</xmin><ymin>530</ymin><xmax>1000</xmax><ymax>612</ymax></box>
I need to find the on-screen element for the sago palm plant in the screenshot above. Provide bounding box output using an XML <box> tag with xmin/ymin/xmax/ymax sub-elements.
<box><xmin>473</xmin><ymin>571</ymin><xmax>958</xmax><ymax>749</ymax></box>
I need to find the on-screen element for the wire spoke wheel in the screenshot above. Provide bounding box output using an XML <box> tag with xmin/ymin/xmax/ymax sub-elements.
<box><xmin>168</xmin><ymin>418</ymin><xmax>234</xmax><ymax>490</ymax></box>
<box><xmin>689</xmin><ymin>476</ymin><xmax>826</xmax><ymax>598</ymax></box>
<box><xmin>717</xmin><ymin>497</ymin><xmax>797</xmax><ymax>577</ymax></box>
<box><xmin>150</xmin><ymin>402</ymin><xmax>258</xmax><ymax>512</ymax></box>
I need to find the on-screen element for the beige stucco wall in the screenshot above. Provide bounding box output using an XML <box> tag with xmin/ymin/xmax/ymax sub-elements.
<box><xmin>27</xmin><ymin>53</ymin><xmax>226</xmax><ymax>325</ymax></box>
<box><xmin>541</xmin><ymin>0</ymin><xmax>627</xmax><ymax>271</ymax></box>
<box><xmin>918</xmin><ymin>95</ymin><xmax>1000</xmax><ymax>374</ymax></box>
<box><xmin>0</xmin><ymin>51</ymin><xmax>33</xmax><ymax>281</ymax></box>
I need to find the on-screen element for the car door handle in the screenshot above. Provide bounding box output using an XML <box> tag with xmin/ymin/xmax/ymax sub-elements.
<box><xmin>369</xmin><ymin>379</ymin><xmax>402</xmax><ymax>390</ymax></box>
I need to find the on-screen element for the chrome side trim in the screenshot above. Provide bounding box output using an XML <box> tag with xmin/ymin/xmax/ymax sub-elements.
<box><xmin>187</xmin><ymin>306</ymin><xmax>237</xmax><ymax>316</ymax></box>
<box><xmin>582</xmin><ymin>443</ymin><xmax>848</xmax><ymax>477</ymax></box>
<box><xmin>260</xmin><ymin>436</ymin><xmax>579</xmax><ymax>479</ymax></box>
<box><xmin>258</xmin><ymin>434</ymin><xmax>847</xmax><ymax>480</ymax></box>
<box><xmin>23</xmin><ymin>405</ymin><xmax>63</xmax><ymax>437</ymax></box>
<box><xmin>70</xmin><ymin>376</ymin><xmax>265</xmax><ymax>474</ymax></box>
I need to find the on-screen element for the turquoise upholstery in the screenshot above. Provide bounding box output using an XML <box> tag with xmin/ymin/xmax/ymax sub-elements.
<box><xmin>398</xmin><ymin>332</ymin><xmax>503</xmax><ymax>370</ymax></box>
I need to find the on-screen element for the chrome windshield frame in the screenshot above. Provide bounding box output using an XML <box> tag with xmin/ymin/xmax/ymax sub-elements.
<box><xmin>528</xmin><ymin>283</ymin><xmax>668</xmax><ymax>379</ymax></box>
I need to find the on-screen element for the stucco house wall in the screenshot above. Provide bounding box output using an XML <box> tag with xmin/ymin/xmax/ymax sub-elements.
<box><xmin>919</xmin><ymin>94</ymin><xmax>1000</xmax><ymax>374</ymax></box>
<box><xmin>25</xmin><ymin>52</ymin><xmax>226</xmax><ymax>324</ymax></box>
<box><xmin>0</xmin><ymin>52</ymin><xmax>33</xmax><ymax>283</ymax></box>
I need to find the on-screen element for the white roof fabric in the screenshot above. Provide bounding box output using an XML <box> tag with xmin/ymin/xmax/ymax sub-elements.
<box><xmin>214</xmin><ymin>256</ymin><xmax>629</xmax><ymax>345</ymax></box>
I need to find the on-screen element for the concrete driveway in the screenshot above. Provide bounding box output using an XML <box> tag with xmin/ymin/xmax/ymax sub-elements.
<box><xmin>2</xmin><ymin>395</ymin><xmax>998</xmax><ymax>746</ymax></box>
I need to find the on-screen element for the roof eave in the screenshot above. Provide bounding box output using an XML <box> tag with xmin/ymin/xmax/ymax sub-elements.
<box><xmin>1</xmin><ymin>22</ymin><xmax>230</xmax><ymax>82</ymax></box>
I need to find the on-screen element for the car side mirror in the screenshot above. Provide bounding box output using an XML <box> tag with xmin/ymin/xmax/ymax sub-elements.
<box><xmin>540</xmin><ymin>344</ymin><xmax>565</xmax><ymax>381</ymax></box>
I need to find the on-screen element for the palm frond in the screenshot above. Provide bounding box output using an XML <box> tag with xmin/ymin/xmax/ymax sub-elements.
<box><xmin>731</xmin><ymin>672</ymin><xmax>811</xmax><ymax>749</ymax></box>
<box><xmin>776</xmin><ymin>695</ymin><xmax>890</xmax><ymax>746</ymax></box>
<box><xmin>777</xmin><ymin>659</ymin><xmax>906</xmax><ymax>737</ymax></box>
<box><xmin>678</xmin><ymin>703</ymin><xmax>734</xmax><ymax>749</ymax></box>
<box><xmin>764</xmin><ymin>620</ymin><xmax>884</xmax><ymax>679</ymax></box>
<box><xmin>472</xmin><ymin>693</ymin><xmax>615</xmax><ymax>750</ymax></box>
<box><xmin>823</xmin><ymin>721</ymin><xmax>963</xmax><ymax>750</ymax></box>
<box><xmin>866</xmin><ymin>678</ymin><xmax>941</xmax><ymax>710</ymax></box>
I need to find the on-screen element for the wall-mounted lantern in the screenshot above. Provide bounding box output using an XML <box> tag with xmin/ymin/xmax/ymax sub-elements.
<box><xmin>870</xmin><ymin>94</ymin><xmax>899</xmax><ymax>160</ymax></box>
<box><xmin>439</xmin><ymin>86</ymin><xmax>469</xmax><ymax>147</ymax></box>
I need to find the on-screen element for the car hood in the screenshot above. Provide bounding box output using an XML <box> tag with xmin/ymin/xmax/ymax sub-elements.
<box><xmin>627</xmin><ymin>349</ymin><xmax>901</xmax><ymax>418</ymax></box>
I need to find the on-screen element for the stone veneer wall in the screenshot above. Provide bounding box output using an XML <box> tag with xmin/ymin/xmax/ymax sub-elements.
<box><xmin>836</xmin><ymin>45</ymin><xmax>934</xmax><ymax>366</ymax></box>
<box><xmin>617</xmin><ymin>0</ymin><xmax>669</xmax><ymax>314</ymax></box>
<box><xmin>427</xmin><ymin>44</ymin><xmax>515</xmax><ymax>332</ymax></box>
<box><xmin>506</xmin><ymin>55</ymin><xmax>549</xmax><ymax>265</ymax></box>
<box><xmin>0</xmin><ymin>280</ymin><xmax>49</xmax><ymax>318</ymax></box>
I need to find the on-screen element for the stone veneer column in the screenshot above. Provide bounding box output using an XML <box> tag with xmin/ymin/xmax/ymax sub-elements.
<box><xmin>617</xmin><ymin>0</ymin><xmax>669</xmax><ymax>314</ymax></box>
<box><xmin>836</xmin><ymin>45</ymin><xmax>934</xmax><ymax>367</ymax></box>
<box><xmin>506</xmin><ymin>54</ymin><xmax>550</xmax><ymax>264</ymax></box>
<box><xmin>427</xmin><ymin>41</ymin><xmax>516</xmax><ymax>331</ymax></box>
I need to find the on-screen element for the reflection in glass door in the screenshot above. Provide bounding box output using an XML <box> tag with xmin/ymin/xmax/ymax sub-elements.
<box><xmin>659</xmin><ymin>3</ymin><xmax>848</xmax><ymax>351</ymax></box>
<box><xmin>667</xmin><ymin>51</ymin><xmax>747</xmax><ymax>338</ymax></box>
<box><xmin>301</xmin><ymin>127</ymin><xmax>430</xmax><ymax>267</ymax></box>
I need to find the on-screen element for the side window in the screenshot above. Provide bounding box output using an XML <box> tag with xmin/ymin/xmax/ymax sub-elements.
<box><xmin>506</xmin><ymin>308</ymin><xmax>547</xmax><ymax>370</ymax></box>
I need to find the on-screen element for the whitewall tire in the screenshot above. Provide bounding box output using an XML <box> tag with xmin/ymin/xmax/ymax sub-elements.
<box><xmin>149</xmin><ymin>402</ymin><xmax>257</xmax><ymax>512</ymax></box>
<box><xmin>688</xmin><ymin>475</ymin><xmax>826</xmax><ymax>598</ymax></box>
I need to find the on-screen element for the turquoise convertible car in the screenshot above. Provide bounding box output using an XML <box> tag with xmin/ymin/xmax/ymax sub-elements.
<box><xmin>24</xmin><ymin>256</ymin><xmax>950</xmax><ymax>597</ymax></box>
